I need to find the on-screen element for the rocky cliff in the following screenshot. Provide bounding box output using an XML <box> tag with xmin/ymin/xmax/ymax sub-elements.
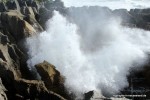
<box><xmin>0</xmin><ymin>0</ymin><xmax>149</xmax><ymax>100</ymax></box>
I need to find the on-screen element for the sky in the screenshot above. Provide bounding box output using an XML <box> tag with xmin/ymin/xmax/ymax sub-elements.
<box><xmin>62</xmin><ymin>0</ymin><xmax>150</xmax><ymax>10</ymax></box>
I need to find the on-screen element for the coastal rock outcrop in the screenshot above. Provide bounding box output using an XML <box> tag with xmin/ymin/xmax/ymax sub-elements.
<box><xmin>35</xmin><ymin>61</ymin><xmax>70</xmax><ymax>99</ymax></box>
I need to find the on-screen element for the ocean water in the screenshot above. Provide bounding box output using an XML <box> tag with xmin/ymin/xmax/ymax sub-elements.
<box><xmin>26</xmin><ymin>0</ymin><xmax>150</xmax><ymax>98</ymax></box>
<box><xmin>62</xmin><ymin>0</ymin><xmax>150</xmax><ymax>10</ymax></box>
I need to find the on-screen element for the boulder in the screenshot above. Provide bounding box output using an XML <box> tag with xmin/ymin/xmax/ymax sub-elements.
<box><xmin>35</xmin><ymin>61</ymin><xmax>71</xmax><ymax>99</ymax></box>
<box><xmin>35</xmin><ymin>61</ymin><xmax>64</xmax><ymax>90</ymax></box>
<box><xmin>84</xmin><ymin>91</ymin><xmax>106</xmax><ymax>100</ymax></box>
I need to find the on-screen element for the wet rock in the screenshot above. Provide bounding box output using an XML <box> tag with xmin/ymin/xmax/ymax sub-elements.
<box><xmin>38</xmin><ymin>7</ymin><xmax>53</xmax><ymax>28</ymax></box>
<box><xmin>113</xmin><ymin>9</ymin><xmax>136</xmax><ymax>24</ymax></box>
<box><xmin>35</xmin><ymin>61</ymin><xmax>71</xmax><ymax>99</ymax></box>
<box><xmin>84</xmin><ymin>91</ymin><xmax>106</xmax><ymax>100</ymax></box>
<box><xmin>35</xmin><ymin>61</ymin><xmax>64</xmax><ymax>90</ymax></box>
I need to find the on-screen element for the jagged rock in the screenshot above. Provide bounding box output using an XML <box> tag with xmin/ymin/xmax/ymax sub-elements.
<box><xmin>35</xmin><ymin>61</ymin><xmax>71</xmax><ymax>99</ymax></box>
<box><xmin>32</xmin><ymin>7</ymin><xmax>38</xmax><ymax>15</ymax></box>
<box><xmin>0</xmin><ymin>78</ymin><xmax>7</xmax><ymax>100</ymax></box>
<box><xmin>24</xmin><ymin>14</ymin><xmax>43</xmax><ymax>32</ymax></box>
<box><xmin>84</xmin><ymin>91</ymin><xmax>106</xmax><ymax>100</ymax></box>
<box><xmin>0</xmin><ymin>2</ymin><xmax>7</xmax><ymax>12</ymax></box>
<box><xmin>14</xmin><ymin>78</ymin><xmax>66</xmax><ymax>100</ymax></box>
<box><xmin>35</xmin><ymin>61</ymin><xmax>64</xmax><ymax>90</ymax></box>
<box><xmin>38</xmin><ymin>7</ymin><xmax>53</xmax><ymax>28</ymax></box>
<box><xmin>113</xmin><ymin>9</ymin><xmax>136</xmax><ymax>24</ymax></box>
<box><xmin>6</xmin><ymin>1</ymin><xmax>17</xmax><ymax>10</ymax></box>
<box><xmin>7</xmin><ymin>45</ymin><xmax>19</xmax><ymax>63</ymax></box>
<box><xmin>17</xmin><ymin>0</ymin><xmax>27</xmax><ymax>7</ymax></box>
<box><xmin>26</xmin><ymin>0</ymin><xmax>38</xmax><ymax>10</ymax></box>
<box><xmin>20</xmin><ymin>6</ymin><xmax>35</xmax><ymax>16</ymax></box>
<box><xmin>44</xmin><ymin>0</ymin><xmax>54</xmax><ymax>11</ymax></box>
<box><xmin>0</xmin><ymin>32</ymin><xmax>9</xmax><ymax>45</ymax></box>
<box><xmin>1</xmin><ymin>10</ymin><xmax>36</xmax><ymax>41</ymax></box>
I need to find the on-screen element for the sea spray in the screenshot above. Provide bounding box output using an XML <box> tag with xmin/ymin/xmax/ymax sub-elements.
<box><xmin>26</xmin><ymin>11</ymin><xmax>150</xmax><ymax>96</ymax></box>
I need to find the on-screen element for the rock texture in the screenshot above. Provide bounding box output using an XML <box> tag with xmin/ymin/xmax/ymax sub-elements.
<box><xmin>35</xmin><ymin>61</ymin><xmax>70</xmax><ymax>100</ymax></box>
<box><xmin>0</xmin><ymin>0</ymin><xmax>67</xmax><ymax>100</ymax></box>
<box><xmin>84</xmin><ymin>91</ymin><xmax>106</xmax><ymax>100</ymax></box>
<box><xmin>0</xmin><ymin>0</ymin><xmax>150</xmax><ymax>100</ymax></box>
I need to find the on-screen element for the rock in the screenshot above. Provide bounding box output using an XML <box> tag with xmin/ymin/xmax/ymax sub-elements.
<box><xmin>14</xmin><ymin>78</ymin><xmax>66</xmax><ymax>100</ymax></box>
<box><xmin>35</xmin><ymin>61</ymin><xmax>71</xmax><ymax>99</ymax></box>
<box><xmin>113</xmin><ymin>9</ymin><xmax>136</xmax><ymax>24</ymax></box>
<box><xmin>20</xmin><ymin>6</ymin><xmax>35</xmax><ymax>16</ymax></box>
<box><xmin>1</xmin><ymin>10</ymin><xmax>36</xmax><ymax>41</ymax></box>
<box><xmin>7</xmin><ymin>45</ymin><xmax>19</xmax><ymax>63</ymax></box>
<box><xmin>32</xmin><ymin>7</ymin><xmax>38</xmax><ymax>15</ymax></box>
<box><xmin>26</xmin><ymin>0</ymin><xmax>38</xmax><ymax>10</ymax></box>
<box><xmin>0</xmin><ymin>2</ymin><xmax>7</xmax><ymax>12</ymax></box>
<box><xmin>44</xmin><ymin>0</ymin><xmax>54</xmax><ymax>11</ymax></box>
<box><xmin>17</xmin><ymin>0</ymin><xmax>27</xmax><ymax>7</ymax></box>
<box><xmin>38</xmin><ymin>7</ymin><xmax>53</xmax><ymax>28</ymax></box>
<box><xmin>84</xmin><ymin>91</ymin><xmax>106</xmax><ymax>100</ymax></box>
<box><xmin>6</xmin><ymin>1</ymin><xmax>17</xmax><ymax>10</ymax></box>
<box><xmin>0</xmin><ymin>78</ymin><xmax>7</xmax><ymax>100</ymax></box>
<box><xmin>0</xmin><ymin>32</ymin><xmax>9</xmax><ymax>45</ymax></box>
<box><xmin>24</xmin><ymin>14</ymin><xmax>43</xmax><ymax>32</ymax></box>
<box><xmin>35</xmin><ymin>61</ymin><xmax>64</xmax><ymax>90</ymax></box>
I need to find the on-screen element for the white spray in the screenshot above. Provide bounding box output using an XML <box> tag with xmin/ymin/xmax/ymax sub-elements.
<box><xmin>26</xmin><ymin>11</ymin><xmax>150</xmax><ymax>96</ymax></box>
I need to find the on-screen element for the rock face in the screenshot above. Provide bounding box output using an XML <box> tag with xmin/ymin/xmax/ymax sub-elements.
<box><xmin>0</xmin><ymin>0</ymin><xmax>67</xmax><ymax>100</ymax></box>
<box><xmin>1</xmin><ymin>10</ymin><xmax>37</xmax><ymax>41</ymax></box>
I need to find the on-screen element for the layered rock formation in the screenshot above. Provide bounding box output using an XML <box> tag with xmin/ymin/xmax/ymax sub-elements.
<box><xmin>0</xmin><ymin>0</ymin><xmax>149</xmax><ymax>100</ymax></box>
<box><xmin>0</xmin><ymin>0</ymin><xmax>68</xmax><ymax>100</ymax></box>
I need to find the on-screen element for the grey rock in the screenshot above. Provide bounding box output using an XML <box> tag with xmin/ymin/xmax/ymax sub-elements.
<box><xmin>84</xmin><ymin>91</ymin><xmax>106</xmax><ymax>100</ymax></box>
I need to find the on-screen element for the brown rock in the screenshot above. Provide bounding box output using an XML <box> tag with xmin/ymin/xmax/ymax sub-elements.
<box><xmin>35</xmin><ymin>61</ymin><xmax>71</xmax><ymax>99</ymax></box>
<box><xmin>35</xmin><ymin>61</ymin><xmax>64</xmax><ymax>90</ymax></box>
<box><xmin>14</xmin><ymin>78</ymin><xmax>66</xmax><ymax>100</ymax></box>
<box><xmin>1</xmin><ymin>10</ymin><xmax>36</xmax><ymax>41</ymax></box>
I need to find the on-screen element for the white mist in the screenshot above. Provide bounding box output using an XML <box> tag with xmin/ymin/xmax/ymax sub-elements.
<box><xmin>26</xmin><ymin>11</ymin><xmax>150</xmax><ymax>96</ymax></box>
